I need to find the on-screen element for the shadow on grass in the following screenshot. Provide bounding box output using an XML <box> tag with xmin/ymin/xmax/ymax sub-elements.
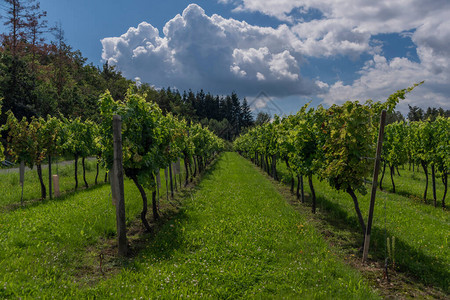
<box><xmin>271</xmin><ymin>161</ymin><xmax>450</xmax><ymax>294</ymax></box>
<box><xmin>314</xmin><ymin>194</ymin><xmax>449</xmax><ymax>293</ymax></box>
<box><xmin>380</xmin><ymin>188</ymin><xmax>446</xmax><ymax>210</ymax></box>
<box><xmin>119</xmin><ymin>154</ymin><xmax>224</xmax><ymax>265</ymax></box>
<box><xmin>1</xmin><ymin>182</ymin><xmax>109</xmax><ymax>213</ymax></box>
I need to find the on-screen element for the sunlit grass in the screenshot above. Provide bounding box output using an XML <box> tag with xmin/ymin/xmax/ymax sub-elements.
<box><xmin>379</xmin><ymin>165</ymin><xmax>446</xmax><ymax>206</ymax></box>
<box><xmin>76</xmin><ymin>152</ymin><xmax>378</xmax><ymax>299</ymax></box>
<box><xmin>0</xmin><ymin>159</ymin><xmax>187</xmax><ymax>298</ymax></box>
<box><xmin>0</xmin><ymin>152</ymin><xmax>379</xmax><ymax>298</ymax></box>
<box><xmin>0</xmin><ymin>180</ymin><xmax>142</xmax><ymax>298</ymax></box>
<box><xmin>274</xmin><ymin>160</ymin><xmax>449</xmax><ymax>293</ymax></box>
<box><xmin>0</xmin><ymin>158</ymin><xmax>107</xmax><ymax>208</ymax></box>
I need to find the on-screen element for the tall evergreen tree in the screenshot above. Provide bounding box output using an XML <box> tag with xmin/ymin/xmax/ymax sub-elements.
<box><xmin>241</xmin><ymin>97</ymin><xmax>254</xmax><ymax>128</ymax></box>
<box><xmin>407</xmin><ymin>105</ymin><xmax>424</xmax><ymax>121</ymax></box>
<box><xmin>230</xmin><ymin>92</ymin><xmax>241</xmax><ymax>137</ymax></box>
<box><xmin>255</xmin><ymin>111</ymin><xmax>271</xmax><ymax>126</ymax></box>
<box><xmin>1</xmin><ymin>0</ymin><xmax>37</xmax><ymax>120</ymax></box>
<box><xmin>196</xmin><ymin>89</ymin><xmax>206</xmax><ymax>119</ymax></box>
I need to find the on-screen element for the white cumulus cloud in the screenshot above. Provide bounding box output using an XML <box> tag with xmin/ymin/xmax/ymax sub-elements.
<box><xmin>101</xmin><ymin>4</ymin><xmax>320</xmax><ymax>97</ymax></box>
<box><xmin>223</xmin><ymin>0</ymin><xmax>450</xmax><ymax>111</ymax></box>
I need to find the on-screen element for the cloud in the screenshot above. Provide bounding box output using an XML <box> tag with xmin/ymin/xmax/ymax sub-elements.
<box><xmin>223</xmin><ymin>0</ymin><xmax>450</xmax><ymax>111</ymax></box>
<box><xmin>291</xmin><ymin>19</ymin><xmax>373</xmax><ymax>58</ymax></box>
<box><xmin>101</xmin><ymin>4</ymin><xmax>320</xmax><ymax>98</ymax></box>
<box><xmin>320</xmin><ymin>54</ymin><xmax>450</xmax><ymax>113</ymax></box>
<box><xmin>101</xmin><ymin>2</ymin><xmax>450</xmax><ymax>113</ymax></box>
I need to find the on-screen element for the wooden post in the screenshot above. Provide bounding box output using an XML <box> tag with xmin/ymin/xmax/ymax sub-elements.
<box><xmin>19</xmin><ymin>160</ymin><xmax>25</xmax><ymax>204</ymax></box>
<box><xmin>172</xmin><ymin>162</ymin><xmax>178</xmax><ymax>192</ymax></box>
<box><xmin>156</xmin><ymin>169</ymin><xmax>161</xmax><ymax>189</ymax></box>
<box><xmin>48</xmin><ymin>155</ymin><xmax>52</xmax><ymax>199</ymax></box>
<box><xmin>363</xmin><ymin>110</ymin><xmax>386</xmax><ymax>262</ymax></box>
<box><xmin>52</xmin><ymin>175</ymin><xmax>60</xmax><ymax>197</ymax></box>
<box><xmin>112</xmin><ymin>115</ymin><xmax>128</xmax><ymax>256</ymax></box>
<box><xmin>177</xmin><ymin>158</ymin><xmax>182</xmax><ymax>190</ymax></box>
<box><xmin>169</xmin><ymin>162</ymin><xmax>174</xmax><ymax>197</ymax></box>
<box><xmin>164</xmin><ymin>167</ymin><xmax>169</xmax><ymax>201</ymax></box>
<box><xmin>156</xmin><ymin>168</ymin><xmax>161</xmax><ymax>208</ymax></box>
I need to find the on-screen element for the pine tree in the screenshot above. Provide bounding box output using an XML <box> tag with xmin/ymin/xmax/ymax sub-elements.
<box><xmin>241</xmin><ymin>97</ymin><xmax>254</xmax><ymax>128</ymax></box>
<box><xmin>255</xmin><ymin>112</ymin><xmax>270</xmax><ymax>126</ymax></box>
<box><xmin>25</xmin><ymin>1</ymin><xmax>48</xmax><ymax>78</ymax></box>
<box><xmin>231</xmin><ymin>92</ymin><xmax>241</xmax><ymax>137</ymax></box>
<box><xmin>407</xmin><ymin>105</ymin><xmax>424</xmax><ymax>121</ymax></box>
<box><xmin>1</xmin><ymin>0</ymin><xmax>36</xmax><ymax>119</ymax></box>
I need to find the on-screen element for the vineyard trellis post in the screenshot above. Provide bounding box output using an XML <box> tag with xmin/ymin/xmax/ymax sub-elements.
<box><xmin>363</xmin><ymin>109</ymin><xmax>386</xmax><ymax>262</ymax></box>
<box><xmin>112</xmin><ymin>115</ymin><xmax>128</xmax><ymax>256</ymax></box>
<box><xmin>48</xmin><ymin>155</ymin><xmax>52</xmax><ymax>199</ymax></box>
<box><xmin>19</xmin><ymin>160</ymin><xmax>25</xmax><ymax>204</ymax></box>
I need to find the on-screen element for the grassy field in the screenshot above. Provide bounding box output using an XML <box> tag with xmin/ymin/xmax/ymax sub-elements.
<box><xmin>379</xmin><ymin>164</ymin><xmax>447</xmax><ymax>207</ymax></box>
<box><xmin>76</xmin><ymin>152</ymin><xmax>378</xmax><ymax>299</ymax></box>
<box><xmin>0</xmin><ymin>158</ymin><xmax>107</xmax><ymax>209</ymax></box>
<box><xmin>273</xmin><ymin>160</ymin><xmax>449</xmax><ymax>295</ymax></box>
<box><xmin>0</xmin><ymin>178</ymin><xmax>144</xmax><ymax>298</ymax></box>
<box><xmin>0</xmin><ymin>158</ymin><xmax>187</xmax><ymax>210</ymax></box>
<box><xmin>0</xmin><ymin>152</ymin><xmax>379</xmax><ymax>298</ymax></box>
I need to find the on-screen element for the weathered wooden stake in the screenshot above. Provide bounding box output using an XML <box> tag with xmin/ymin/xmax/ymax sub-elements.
<box><xmin>48</xmin><ymin>155</ymin><xmax>53</xmax><ymax>199</ymax></box>
<box><xmin>52</xmin><ymin>174</ymin><xmax>60</xmax><ymax>197</ymax></box>
<box><xmin>164</xmin><ymin>167</ymin><xmax>169</xmax><ymax>200</ymax></box>
<box><xmin>20</xmin><ymin>160</ymin><xmax>25</xmax><ymax>204</ymax></box>
<box><xmin>177</xmin><ymin>158</ymin><xmax>182</xmax><ymax>190</ymax></box>
<box><xmin>112</xmin><ymin>115</ymin><xmax>128</xmax><ymax>256</ymax></box>
<box><xmin>156</xmin><ymin>168</ymin><xmax>161</xmax><ymax>209</ymax></box>
<box><xmin>363</xmin><ymin>110</ymin><xmax>386</xmax><ymax>262</ymax></box>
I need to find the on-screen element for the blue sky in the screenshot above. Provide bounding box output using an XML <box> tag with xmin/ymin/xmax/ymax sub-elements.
<box><xmin>20</xmin><ymin>0</ymin><xmax>450</xmax><ymax>116</ymax></box>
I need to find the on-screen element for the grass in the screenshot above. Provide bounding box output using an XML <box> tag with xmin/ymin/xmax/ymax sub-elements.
<box><xmin>272</xmin><ymin>160</ymin><xmax>449</xmax><ymax>296</ymax></box>
<box><xmin>0</xmin><ymin>158</ymin><xmax>107</xmax><ymax>209</ymax></box>
<box><xmin>0</xmin><ymin>179</ymin><xmax>145</xmax><ymax>298</ymax></box>
<box><xmin>0</xmin><ymin>159</ymin><xmax>187</xmax><ymax>298</ymax></box>
<box><xmin>0</xmin><ymin>157</ymin><xmax>188</xmax><ymax>210</ymax></box>
<box><xmin>77</xmin><ymin>152</ymin><xmax>378</xmax><ymax>299</ymax></box>
<box><xmin>0</xmin><ymin>152</ymin><xmax>379</xmax><ymax>298</ymax></box>
<box><xmin>379</xmin><ymin>165</ymin><xmax>447</xmax><ymax>207</ymax></box>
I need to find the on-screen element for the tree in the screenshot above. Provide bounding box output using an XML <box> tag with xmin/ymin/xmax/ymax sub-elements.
<box><xmin>100</xmin><ymin>61</ymin><xmax>131</xmax><ymax>101</ymax></box>
<box><xmin>25</xmin><ymin>0</ymin><xmax>48</xmax><ymax>79</ymax></box>
<box><xmin>407</xmin><ymin>105</ymin><xmax>424</xmax><ymax>122</ymax></box>
<box><xmin>230</xmin><ymin>92</ymin><xmax>241</xmax><ymax>137</ymax></box>
<box><xmin>386</xmin><ymin>110</ymin><xmax>405</xmax><ymax>125</ymax></box>
<box><xmin>1</xmin><ymin>0</ymin><xmax>49</xmax><ymax>120</ymax></box>
<box><xmin>424</xmin><ymin>107</ymin><xmax>439</xmax><ymax>122</ymax></box>
<box><xmin>255</xmin><ymin>111</ymin><xmax>270</xmax><ymax>126</ymax></box>
<box><xmin>0</xmin><ymin>101</ymin><xmax>6</xmax><ymax>161</ymax></box>
<box><xmin>2</xmin><ymin>0</ymin><xmax>29</xmax><ymax>58</ymax></box>
<box><xmin>241</xmin><ymin>97</ymin><xmax>254</xmax><ymax>128</ymax></box>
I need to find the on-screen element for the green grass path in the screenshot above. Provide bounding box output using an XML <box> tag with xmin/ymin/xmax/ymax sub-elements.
<box><xmin>80</xmin><ymin>152</ymin><xmax>378</xmax><ymax>299</ymax></box>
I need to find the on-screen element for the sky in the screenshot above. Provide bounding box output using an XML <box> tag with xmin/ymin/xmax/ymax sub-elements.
<box><xmin>14</xmin><ymin>0</ymin><xmax>450</xmax><ymax>116</ymax></box>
